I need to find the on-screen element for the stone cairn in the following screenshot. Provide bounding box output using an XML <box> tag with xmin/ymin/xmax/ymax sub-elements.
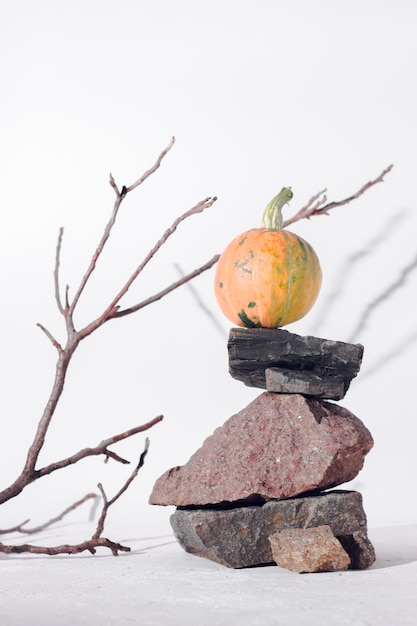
<box><xmin>150</xmin><ymin>327</ymin><xmax>376</xmax><ymax>573</ymax></box>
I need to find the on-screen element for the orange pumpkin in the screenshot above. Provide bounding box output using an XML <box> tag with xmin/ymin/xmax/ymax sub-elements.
<box><xmin>214</xmin><ymin>188</ymin><xmax>322</xmax><ymax>328</ymax></box>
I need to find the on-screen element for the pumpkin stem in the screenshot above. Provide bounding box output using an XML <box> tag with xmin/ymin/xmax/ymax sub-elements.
<box><xmin>261</xmin><ymin>187</ymin><xmax>293</xmax><ymax>229</ymax></box>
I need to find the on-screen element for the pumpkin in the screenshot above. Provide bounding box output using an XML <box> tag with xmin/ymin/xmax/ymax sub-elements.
<box><xmin>214</xmin><ymin>187</ymin><xmax>322</xmax><ymax>328</ymax></box>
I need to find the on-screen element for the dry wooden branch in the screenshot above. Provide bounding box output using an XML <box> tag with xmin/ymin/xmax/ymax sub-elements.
<box><xmin>0</xmin><ymin>438</ymin><xmax>151</xmax><ymax>556</ymax></box>
<box><xmin>81</xmin><ymin>195</ymin><xmax>218</xmax><ymax>331</ymax></box>
<box><xmin>0</xmin><ymin>538</ymin><xmax>131</xmax><ymax>556</ymax></box>
<box><xmin>35</xmin><ymin>416</ymin><xmax>163</xmax><ymax>480</ymax></box>
<box><xmin>0</xmin><ymin>138</ymin><xmax>218</xmax><ymax>556</ymax></box>
<box><xmin>283</xmin><ymin>164</ymin><xmax>393</xmax><ymax>227</ymax></box>
<box><xmin>67</xmin><ymin>137</ymin><xmax>176</xmax><ymax>316</ymax></box>
<box><xmin>114</xmin><ymin>254</ymin><xmax>220</xmax><ymax>319</ymax></box>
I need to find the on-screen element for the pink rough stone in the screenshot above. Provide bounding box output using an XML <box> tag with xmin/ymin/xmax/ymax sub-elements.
<box><xmin>149</xmin><ymin>392</ymin><xmax>373</xmax><ymax>506</ymax></box>
<box><xmin>269</xmin><ymin>525</ymin><xmax>351</xmax><ymax>573</ymax></box>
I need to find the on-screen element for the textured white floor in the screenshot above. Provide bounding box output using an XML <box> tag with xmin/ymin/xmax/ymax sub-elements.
<box><xmin>1</xmin><ymin>522</ymin><xmax>416</xmax><ymax>626</ymax></box>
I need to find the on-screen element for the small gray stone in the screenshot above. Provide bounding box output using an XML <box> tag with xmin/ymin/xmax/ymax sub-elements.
<box><xmin>265</xmin><ymin>368</ymin><xmax>346</xmax><ymax>400</ymax></box>
<box><xmin>269</xmin><ymin>525</ymin><xmax>351</xmax><ymax>573</ymax></box>
<box><xmin>170</xmin><ymin>490</ymin><xmax>375</xmax><ymax>569</ymax></box>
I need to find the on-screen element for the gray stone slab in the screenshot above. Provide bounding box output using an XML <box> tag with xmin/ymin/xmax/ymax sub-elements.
<box><xmin>228</xmin><ymin>327</ymin><xmax>363</xmax><ymax>398</ymax></box>
<box><xmin>170</xmin><ymin>490</ymin><xmax>375</xmax><ymax>570</ymax></box>
<box><xmin>265</xmin><ymin>367</ymin><xmax>346</xmax><ymax>399</ymax></box>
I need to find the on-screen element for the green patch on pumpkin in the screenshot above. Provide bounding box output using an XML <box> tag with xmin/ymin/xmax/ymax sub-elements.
<box><xmin>237</xmin><ymin>309</ymin><xmax>261</xmax><ymax>328</ymax></box>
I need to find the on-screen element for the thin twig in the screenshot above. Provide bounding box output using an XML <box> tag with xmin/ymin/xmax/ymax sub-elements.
<box><xmin>92</xmin><ymin>439</ymin><xmax>150</xmax><ymax>540</ymax></box>
<box><xmin>108</xmin><ymin>437</ymin><xmax>150</xmax><ymax>507</ymax></box>
<box><xmin>114</xmin><ymin>254</ymin><xmax>220</xmax><ymax>319</ymax></box>
<box><xmin>102</xmin><ymin>196</ymin><xmax>217</xmax><ymax>316</ymax></box>
<box><xmin>68</xmin><ymin>137</ymin><xmax>176</xmax><ymax>316</ymax></box>
<box><xmin>54</xmin><ymin>227</ymin><xmax>65</xmax><ymax>314</ymax></box>
<box><xmin>109</xmin><ymin>172</ymin><xmax>120</xmax><ymax>196</ymax></box>
<box><xmin>93</xmin><ymin>483</ymin><xmax>109</xmax><ymax>541</ymax></box>
<box><xmin>35</xmin><ymin>416</ymin><xmax>163</xmax><ymax>479</ymax></box>
<box><xmin>103</xmin><ymin>449</ymin><xmax>130</xmax><ymax>465</ymax></box>
<box><xmin>0</xmin><ymin>537</ymin><xmax>131</xmax><ymax>556</ymax></box>
<box><xmin>283</xmin><ymin>165</ymin><xmax>393</xmax><ymax>227</ymax></box>
<box><xmin>126</xmin><ymin>136</ymin><xmax>175</xmax><ymax>193</ymax></box>
<box><xmin>65</xmin><ymin>284</ymin><xmax>70</xmax><ymax>309</ymax></box>
<box><xmin>67</xmin><ymin>193</ymin><xmax>122</xmax><ymax>315</ymax></box>
<box><xmin>80</xmin><ymin>196</ymin><xmax>218</xmax><ymax>332</ymax></box>
<box><xmin>36</xmin><ymin>323</ymin><xmax>63</xmax><ymax>352</ymax></box>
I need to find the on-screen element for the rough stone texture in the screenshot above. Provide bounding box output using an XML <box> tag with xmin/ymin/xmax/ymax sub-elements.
<box><xmin>170</xmin><ymin>490</ymin><xmax>376</xmax><ymax>569</ymax></box>
<box><xmin>228</xmin><ymin>327</ymin><xmax>364</xmax><ymax>399</ymax></box>
<box><xmin>269</xmin><ymin>525</ymin><xmax>351</xmax><ymax>573</ymax></box>
<box><xmin>149</xmin><ymin>393</ymin><xmax>373</xmax><ymax>506</ymax></box>
<box><xmin>265</xmin><ymin>368</ymin><xmax>346</xmax><ymax>400</ymax></box>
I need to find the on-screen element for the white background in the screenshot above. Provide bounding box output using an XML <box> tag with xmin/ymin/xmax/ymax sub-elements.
<box><xmin>1</xmin><ymin>0</ymin><xmax>416</xmax><ymax>539</ymax></box>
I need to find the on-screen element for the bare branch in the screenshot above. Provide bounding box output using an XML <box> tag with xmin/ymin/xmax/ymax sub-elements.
<box><xmin>283</xmin><ymin>164</ymin><xmax>393</xmax><ymax>228</ymax></box>
<box><xmin>103</xmin><ymin>449</ymin><xmax>130</xmax><ymax>465</ymax></box>
<box><xmin>0</xmin><ymin>439</ymin><xmax>152</xmax><ymax>556</ymax></box>
<box><xmin>68</xmin><ymin>193</ymin><xmax>123</xmax><ymax>315</ymax></box>
<box><xmin>65</xmin><ymin>284</ymin><xmax>70</xmax><ymax>309</ymax></box>
<box><xmin>0</xmin><ymin>536</ymin><xmax>130</xmax><ymax>556</ymax></box>
<box><xmin>17</xmin><ymin>350</ymin><xmax>74</xmax><ymax>485</ymax></box>
<box><xmin>108</xmin><ymin>437</ymin><xmax>150</xmax><ymax>507</ymax></box>
<box><xmin>36</xmin><ymin>323</ymin><xmax>63</xmax><ymax>352</ymax></box>
<box><xmin>68</xmin><ymin>137</ymin><xmax>176</xmax><ymax>316</ymax></box>
<box><xmin>93</xmin><ymin>483</ymin><xmax>109</xmax><ymax>540</ymax></box>
<box><xmin>114</xmin><ymin>254</ymin><xmax>220</xmax><ymax>319</ymax></box>
<box><xmin>106</xmin><ymin>196</ymin><xmax>217</xmax><ymax>312</ymax></box>
<box><xmin>0</xmin><ymin>139</ymin><xmax>221</xmax><ymax>555</ymax></box>
<box><xmin>35</xmin><ymin>416</ymin><xmax>163</xmax><ymax>480</ymax></box>
<box><xmin>54</xmin><ymin>227</ymin><xmax>65</xmax><ymax>314</ymax></box>
<box><xmin>109</xmin><ymin>172</ymin><xmax>120</xmax><ymax>197</ymax></box>
<box><xmin>80</xmin><ymin>196</ymin><xmax>218</xmax><ymax>333</ymax></box>
<box><xmin>92</xmin><ymin>439</ymin><xmax>150</xmax><ymax>540</ymax></box>
<box><xmin>126</xmin><ymin>136</ymin><xmax>175</xmax><ymax>193</ymax></box>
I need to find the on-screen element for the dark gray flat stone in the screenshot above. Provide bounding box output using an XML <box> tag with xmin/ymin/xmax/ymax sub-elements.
<box><xmin>228</xmin><ymin>327</ymin><xmax>363</xmax><ymax>399</ymax></box>
<box><xmin>170</xmin><ymin>490</ymin><xmax>376</xmax><ymax>570</ymax></box>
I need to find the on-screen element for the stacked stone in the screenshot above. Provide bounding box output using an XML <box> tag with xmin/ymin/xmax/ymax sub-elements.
<box><xmin>149</xmin><ymin>328</ymin><xmax>376</xmax><ymax>573</ymax></box>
